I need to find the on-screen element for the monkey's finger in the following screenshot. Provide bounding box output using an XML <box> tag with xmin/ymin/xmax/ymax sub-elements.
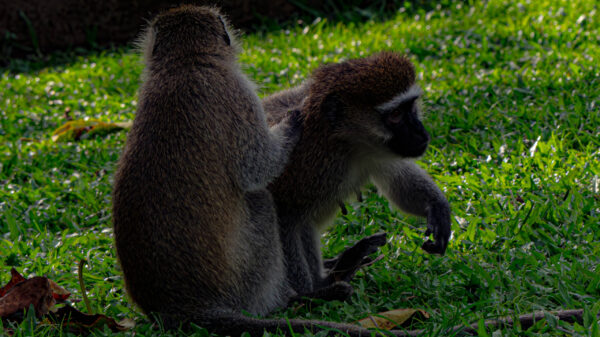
<box><xmin>360</xmin><ymin>256</ymin><xmax>373</xmax><ymax>265</ymax></box>
<box><xmin>288</xmin><ymin>108</ymin><xmax>305</xmax><ymax>123</ymax></box>
<box><xmin>323</xmin><ymin>258</ymin><xmax>337</xmax><ymax>270</ymax></box>
<box><xmin>362</xmin><ymin>232</ymin><xmax>387</xmax><ymax>247</ymax></box>
<box><xmin>430</xmin><ymin>222</ymin><xmax>450</xmax><ymax>254</ymax></box>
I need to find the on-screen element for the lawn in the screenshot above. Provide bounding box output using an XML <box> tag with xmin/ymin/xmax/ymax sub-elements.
<box><xmin>1</xmin><ymin>0</ymin><xmax>599</xmax><ymax>336</ymax></box>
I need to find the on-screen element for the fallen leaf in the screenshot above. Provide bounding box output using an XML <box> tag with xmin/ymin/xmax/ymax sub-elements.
<box><xmin>0</xmin><ymin>277</ymin><xmax>55</xmax><ymax>320</ymax></box>
<box><xmin>48</xmin><ymin>305</ymin><xmax>134</xmax><ymax>333</ymax></box>
<box><xmin>118</xmin><ymin>318</ymin><xmax>136</xmax><ymax>330</ymax></box>
<box><xmin>356</xmin><ymin>308</ymin><xmax>430</xmax><ymax>330</ymax></box>
<box><xmin>0</xmin><ymin>268</ymin><xmax>26</xmax><ymax>297</ymax></box>
<box><xmin>51</xmin><ymin>119</ymin><xmax>132</xmax><ymax>142</ymax></box>
<box><xmin>0</xmin><ymin>268</ymin><xmax>130</xmax><ymax>334</ymax></box>
<box><xmin>48</xmin><ymin>279</ymin><xmax>71</xmax><ymax>302</ymax></box>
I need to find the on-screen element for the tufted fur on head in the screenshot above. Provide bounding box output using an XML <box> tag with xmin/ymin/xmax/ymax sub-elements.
<box><xmin>142</xmin><ymin>5</ymin><xmax>239</xmax><ymax>63</ymax></box>
<box><xmin>305</xmin><ymin>52</ymin><xmax>416</xmax><ymax>118</ymax></box>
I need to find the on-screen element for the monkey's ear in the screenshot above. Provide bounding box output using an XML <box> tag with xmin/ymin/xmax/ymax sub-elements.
<box><xmin>321</xmin><ymin>94</ymin><xmax>342</xmax><ymax>123</ymax></box>
<box><xmin>148</xmin><ymin>27</ymin><xmax>160</xmax><ymax>58</ymax></box>
<box><xmin>217</xmin><ymin>16</ymin><xmax>231</xmax><ymax>46</ymax></box>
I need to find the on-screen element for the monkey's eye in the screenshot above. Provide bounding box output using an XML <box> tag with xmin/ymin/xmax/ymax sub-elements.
<box><xmin>385</xmin><ymin>97</ymin><xmax>416</xmax><ymax>124</ymax></box>
<box><xmin>387</xmin><ymin>108</ymin><xmax>404</xmax><ymax>123</ymax></box>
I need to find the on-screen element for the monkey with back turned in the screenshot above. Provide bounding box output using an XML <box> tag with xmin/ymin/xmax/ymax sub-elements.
<box><xmin>112</xmin><ymin>4</ymin><xmax>307</xmax><ymax>330</ymax></box>
<box><xmin>264</xmin><ymin>51</ymin><xmax>452</xmax><ymax>299</ymax></box>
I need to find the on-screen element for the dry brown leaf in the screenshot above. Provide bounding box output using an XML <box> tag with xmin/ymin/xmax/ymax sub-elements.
<box><xmin>51</xmin><ymin>119</ymin><xmax>132</xmax><ymax>142</ymax></box>
<box><xmin>0</xmin><ymin>268</ymin><xmax>26</xmax><ymax>297</ymax></box>
<box><xmin>118</xmin><ymin>318</ymin><xmax>136</xmax><ymax>330</ymax></box>
<box><xmin>0</xmin><ymin>277</ymin><xmax>56</xmax><ymax>319</ymax></box>
<box><xmin>48</xmin><ymin>279</ymin><xmax>71</xmax><ymax>302</ymax></box>
<box><xmin>0</xmin><ymin>268</ymin><xmax>132</xmax><ymax>334</ymax></box>
<box><xmin>356</xmin><ymin>308</ymin><xmax>430</xmax><ymax>330</ymax></box>
<box><xmin>1</xmin><ymin>269</ymin><xmax>70</xmax><ymax>303</ymax></box>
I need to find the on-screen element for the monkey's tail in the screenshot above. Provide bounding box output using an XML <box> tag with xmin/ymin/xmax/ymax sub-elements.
<box><xmin>192</xmin><ymin>312</ymin><xmax>420</xmax><ymax>337</ymax></box>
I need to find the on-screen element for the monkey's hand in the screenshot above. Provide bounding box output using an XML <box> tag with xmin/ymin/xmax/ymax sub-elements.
<box><xmin>421</xmin><ymin>201</ymin><xmax>451</xmax><ymax>255</ymax></box>
<box><xmin>266</xmin><ymin>108</ymin><xmax>304</xmax><ymax>180</ymax></box>
<box><xmin>282</xmin><ymin>109</ymin><xmax>304</xmax><ymax>147</ymax></box>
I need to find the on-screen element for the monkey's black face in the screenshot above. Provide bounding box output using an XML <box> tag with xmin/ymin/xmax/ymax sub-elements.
<box><xmin>381</xmin><ymin>97</ymin><xmax>430</xmax><ymax>157</ymax></box>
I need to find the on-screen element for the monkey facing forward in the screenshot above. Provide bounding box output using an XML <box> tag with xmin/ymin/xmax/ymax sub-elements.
<box><xmin>264</xmin><ymin>51</ymin><xmax>452</xmax><ymax>298</ymax></box>
<box><xmin>112</xmin><ymin>5</ymin><xmax>421</xmax><ymax>337</ymax></box>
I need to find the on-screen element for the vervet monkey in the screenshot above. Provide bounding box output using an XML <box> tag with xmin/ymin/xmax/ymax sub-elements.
<box><xmin>113</xmin><ymin>3</ymin><xmax>304</xmax><ymax>330</ymax></box>
<box><xmin>264</xmin><ymin>51</ymin><xmax>451</xmax><ymax>297</ymax></box>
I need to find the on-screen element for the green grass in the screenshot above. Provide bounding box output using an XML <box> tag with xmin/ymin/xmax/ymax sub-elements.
<box><xmin>1</xmin><ymin>0</ymin><xmax>599</xmax><ymax>336</ymax></box>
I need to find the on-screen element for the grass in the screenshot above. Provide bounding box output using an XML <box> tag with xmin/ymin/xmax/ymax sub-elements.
<box><xmin>1</xmin><ymin>0</ymin><xmax>599</xmax><ymax>335</ymax></box>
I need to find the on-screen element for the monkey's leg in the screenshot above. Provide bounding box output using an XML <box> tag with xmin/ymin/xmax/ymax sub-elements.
<box><xmin>241</xmin><ymin>190</ymin><xmax>291</xmax><ymax>314</ymax></box>
<box><xmin>323</xmin><ymin>232</ymin><xmax>387</xmax><ymax>283</ymax></box>
<box><xmin>299</xmin><ymin>224</ymin><xmax>328</xmax><ymax>286</ymax></box>
<box><xmin>280</xmin><ymin>220</ymin><xmax>356</xmax><ymax>304</ymax></box>
<box><xmin>279</xmin><ymin>217</ymin><xmax>316</xmax><ymax>296</ymax></box>
<box><xmin>279</xmin><ymin>218</ymin><xmax>358</xmax><ymax>303</ymax></box>
<box><xmin>289</xmin><ymin>230</ymin><xmax>385</xmax><ymax>303</ymax></box>
<box><xmin>371</xmin><ymin>160</ymin><xmax>451</xmax><ymax>255</ymax></box>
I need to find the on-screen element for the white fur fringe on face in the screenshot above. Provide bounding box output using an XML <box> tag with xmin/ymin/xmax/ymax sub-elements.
<box><xmin>375</xmin><ymin>84</ymin><xmax>423</xmax><ymax>113</ymax></box>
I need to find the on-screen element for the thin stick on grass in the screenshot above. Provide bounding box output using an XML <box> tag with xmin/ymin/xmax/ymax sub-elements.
<box><xmin>78</xmin><ymin>259</ymin><xmax>93</xmax><ymax>314</ymax></box>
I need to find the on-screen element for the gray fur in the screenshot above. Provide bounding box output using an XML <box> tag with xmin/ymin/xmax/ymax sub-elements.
<box><xmin>113</xmin><ymin>3</ymin><xmax>298</xmax><ymax>326</ymax></box>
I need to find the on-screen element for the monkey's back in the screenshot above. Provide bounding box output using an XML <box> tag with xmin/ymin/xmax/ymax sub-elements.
<box><xmin>112</xmin><ymin>61</ymin><xmax>266</xmax><ymax>315</ymax></box>
<box><xmin>264</xmin><ymin>85</ymin><xmax>359</xmax><ymax>228</ymax></box>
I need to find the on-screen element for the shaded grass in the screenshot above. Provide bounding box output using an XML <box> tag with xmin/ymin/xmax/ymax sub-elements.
<box><xmin>1</xmin><ymin>0</ymin><xmax>599</xmax><ymax>335</ymax></box>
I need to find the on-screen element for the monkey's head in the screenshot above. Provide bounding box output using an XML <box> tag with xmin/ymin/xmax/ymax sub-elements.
<box><xmin>145</xmin><ymin>5</ymin><xmax>235</xmax><ymax>61</ymax></box>
<box><xmin>306</xmin><ymin>52</ymin><xmax>429</xmax><ymax>158</ymax></box>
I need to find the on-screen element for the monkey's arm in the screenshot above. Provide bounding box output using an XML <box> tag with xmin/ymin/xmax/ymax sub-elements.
<box><xmin>239</xmin><ymin>108</ymin><xmax>302</xmax><ymax>192</ymax></box>
<box><xmin>263</xmin><ymin>82</ymin><xmax>310</xmax><ymax>126</ymax></box>
<box><xmin>371</xmin><ymin>160</ymin><xmax>451</xmax><ymax>255</ymax></box>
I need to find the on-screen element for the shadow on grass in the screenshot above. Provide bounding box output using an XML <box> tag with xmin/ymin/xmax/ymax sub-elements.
<box><xmin>1</xmin><ymin>0</ymin><xmax>446</xmax><ymax>74</ymax></box>
<box><xmin>251</xmin><ymin>0</ymin><xmax>441</xmax><ymax>32</ymax></box>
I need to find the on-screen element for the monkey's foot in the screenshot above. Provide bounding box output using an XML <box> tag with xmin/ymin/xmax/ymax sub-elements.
<box><xmin>326</xmin><ymin>232</ymin><xmax>387</xmax><ymax>282</ymax></box>
<box><xmin>288</xmin><ymin>281</ymin><xmax>354</xmax><ymax>306</ymax></box>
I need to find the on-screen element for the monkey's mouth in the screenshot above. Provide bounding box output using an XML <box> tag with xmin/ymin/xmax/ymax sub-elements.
<box><xmin>405</xmin><ymin>142</ymin><xmax>428</xmax><ymax>157</ymax></box>
<box><xmin>414</xmin><ymin>141</ymin><xmax>429</xmax><ymax>154</ymax></box>
<box><xmin>385</xmin><ymin>139</ymin><xmax>428</xmax><ymax>158</ymax></box>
